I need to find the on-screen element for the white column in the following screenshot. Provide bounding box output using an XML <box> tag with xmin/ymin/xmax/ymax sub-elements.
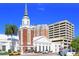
<box><xmin>41</xmin><ymin>44</ymin><xmax>43</xmax><ymax>52</ymax></box>
<box><xmin>50</xmin><ymin>45</ymin><xmax>52</xmax><ymax>52</ymax></box>
<box><xmin>47</xmin><ymin>45</ymin><xmax>49</xmax><ymax>52</ymax></box>
<box><xmin>21</xmin><ymin>47</ymin><xmax>23</xmax><ymax>54</ymax></box>
<box><xmin>37</xmin><ymin>45</ymin><xmax>39</xmax><ymax>52</ymax></box>
<box><xmin>44</xmin><ymin>45</ymin><xmax>46</xmax><ymax>52</ymax></box>
<box><xmin>15</xmin><ymin>42</ymin><xmax>17</xmax><ymax>51</ymax></box>
<box><xmin>21</xmin><ymin>29</ymin><xmax>23</xmax><ymax>54</ymax></box>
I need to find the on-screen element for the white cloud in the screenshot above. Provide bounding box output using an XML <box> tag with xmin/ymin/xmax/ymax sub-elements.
<box><xmin>37</xmin><ymin>3</ymin><xmax>45</xmax><ymax>11</ymax></box>
<box><xmin>38</xmin><ymin>7</ymin><xmax>45</xmax><ymax>11</ymax></box>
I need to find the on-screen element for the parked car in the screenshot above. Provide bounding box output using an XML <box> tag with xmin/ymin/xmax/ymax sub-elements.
<box><xmin>59</xmin><ymin>51</ymin><xmax>66</xmax><ymax>56</ymax></box>
<box><xmin>59</xmin><ymin>48</ymin><xmax>76</xmax><ymax>56</ymax></box>
<box><xmin>9</xmin><ymin>51</ymin><xmax>21</xmax><ymax>56</ymax></box>
<box><xmin>66</xmin><ymin>50</ymin><xmax>75</xmax><ymax>56</ymax></box>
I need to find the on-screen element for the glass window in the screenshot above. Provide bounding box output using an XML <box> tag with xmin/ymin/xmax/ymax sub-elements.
<box><xmin>64</xmin><ymin>43</ymin><xmax>67</xmax><ymax>45</ymax></box>
<box><xmin>2</xmin><ymin>45</ymin><xmax>6</xmax><ymax>51</ymax></box>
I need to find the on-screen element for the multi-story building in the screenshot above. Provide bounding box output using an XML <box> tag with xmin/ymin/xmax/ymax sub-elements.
<box><xmin>48</xmin><ymin>20</ymin><xmax>74</xmax><ymax>48</ymax></box>
<box><xmin>32</xmin><ymin>24</ymin><xmax>49</xmax><ymax>38</ymax></box>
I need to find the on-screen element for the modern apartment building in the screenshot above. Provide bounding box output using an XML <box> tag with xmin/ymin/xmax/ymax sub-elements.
<box><xmin>48</xmin><ymin>20</ymin><xmax>74</xmax><ymax>48</ymax></box>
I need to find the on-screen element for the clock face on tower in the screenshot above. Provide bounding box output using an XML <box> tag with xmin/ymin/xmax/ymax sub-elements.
<box><xmin>22</xmin><ymin>16</ymin><xmax>30</xmax><ymax>27</ymax></box>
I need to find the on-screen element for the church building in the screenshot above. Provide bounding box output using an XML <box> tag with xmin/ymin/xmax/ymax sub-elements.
<box><xmin>18</xmin><ymin>4</ymin><xmax>34</xmax><ymax>54</ymax></box>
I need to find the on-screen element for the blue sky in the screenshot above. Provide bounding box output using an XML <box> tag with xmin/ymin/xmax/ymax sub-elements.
<box><xmin>0</xmin><ymin>3</ymin><xmax>79</xmax><ymax>37</ymax></box>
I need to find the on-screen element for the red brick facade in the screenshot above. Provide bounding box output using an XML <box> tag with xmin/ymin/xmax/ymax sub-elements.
<box><xmin>19</xmin><ymin>28</ymin><xmax>34</xmax><ymax>53</ymax></box>
<box><xmin>19</xmin><ymin>25</ymin><xmax>48</xmax><ymax>53</ymax></box>
<box><xmin>23</xmin><ymin>29</ymin><xmax>27</xmax><ymax>52</ymax></box>
<box><xmin>31</xmin><ymin>29</ymin><xmax>34</xmax><ymax>45</ymax></box>
<box><xmin>34</xmin><ymin>29</ymin><xmax>48</xmax><ymax>38</ymax></box>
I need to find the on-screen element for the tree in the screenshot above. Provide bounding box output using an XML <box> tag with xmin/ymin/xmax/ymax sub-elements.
<box><xmin>5</xmin><ymin>24</ymin><xmax>18</xmax><ymax>51</ymax></box>
<box><xmin>71</xmin><ymin>37</ymin><xmax>79</xmax><ymax>53</ymax></box>
<box><xmin>5</xmin><ymin>24</ymin><xmax>18</xmax><ymax>35</ymax></box>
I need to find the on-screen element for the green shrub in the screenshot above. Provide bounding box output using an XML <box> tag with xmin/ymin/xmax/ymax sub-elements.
<box><xmin>0</xmin><ymin>51</ymin><xmax>8</xmax><ymax>55</ymax></box>
<box><xmin>74</xmin><ymin>53</ymin><xmax>79</xmax><ymax>56</ymax></box>
<box><xmin>8</xmin><ymin>49</ymin><xmax>12</xmax><ymax>53</ymax></box>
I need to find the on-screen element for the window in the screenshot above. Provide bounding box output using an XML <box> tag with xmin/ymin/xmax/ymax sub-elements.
<box><xmin>27</xmin><ymin>21</ymin><xmax>29</xmax><ymax>25</ymax></box>
<box><xmin>64</xmin><ymin>40</ymin><xmax>67</xmax><ymax>42</ymax></box>
<box><xmin>39</xmin><ymin>46</ymin><xmax>41</xmax><ymax>51</ymax></box>
<box><xmin>59</xmin><ymin>45</ymin><xmax>61</xmax><ymax>47</ymax></box>
<box><xmin>2</xmin><ymin>45</ymin><xmax>6</xmax><ymax>51</ymax></box>
<box><xmin>43</xmin><ymin>46</ymin><xmax>44</xmax><ymax>51</ymax></box>
<box><xmin>64</xmin><ymin>43</ymin><xmax>67</xmax><ymax>45</ymax></box>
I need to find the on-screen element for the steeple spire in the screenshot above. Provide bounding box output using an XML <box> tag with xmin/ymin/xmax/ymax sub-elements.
<box><xmin>24</xmin><ymin>4</ymin><xmax>28</xmax><ymax>16</ymax></box>
<box><xmin>21</xmin><ymin>3</ymin><xmax>30</xmax><ymax>28</ymax></box>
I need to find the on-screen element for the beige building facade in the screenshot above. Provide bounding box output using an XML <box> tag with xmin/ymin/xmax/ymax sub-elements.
<box><xmin>48</xmin><ymin>20</ymin><xmax>74</xmax><ymax>48</ymax></box>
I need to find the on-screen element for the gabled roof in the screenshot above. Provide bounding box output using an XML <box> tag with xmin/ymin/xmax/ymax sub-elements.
<box><xmin>33</xmin><ymin>36</ymin><xmax>51</xmax><ymax>43</ymax></box>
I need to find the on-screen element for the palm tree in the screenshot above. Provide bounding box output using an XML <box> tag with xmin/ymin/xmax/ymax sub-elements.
<box><xmin>5</xmin><ymin>24</ymin><xmax>18</xmax><ymax>51</ymax></box>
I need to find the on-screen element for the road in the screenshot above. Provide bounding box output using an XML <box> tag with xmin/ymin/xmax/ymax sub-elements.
<box><xmin>21</xmin><ymin>52</ymin><xmax>60</xmax><ymax>56</ymax></box>
<box><xmin>0</xmin><ymin>53</ymin><xmax>60</xmax><ymax>56</ymax></box>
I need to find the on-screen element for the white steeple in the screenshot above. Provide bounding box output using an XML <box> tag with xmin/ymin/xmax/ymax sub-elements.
<box><xmin>24</xmin><ymin>3</ymin><xmax>28</xmax><ymax>16</ymax></box>
<box><xmin>22</xmin><ymin>4</ymin><xmax>30</xmax><ymax>28</ymax></box>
